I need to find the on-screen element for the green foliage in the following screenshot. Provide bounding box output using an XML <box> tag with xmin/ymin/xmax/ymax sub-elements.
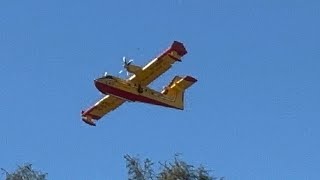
<box><xmin>125</xmin><ymin>154</ymin><xmax>222</xmax><ymax>180</ymax></box>
<box><xmin>2</xmin><ymin>155</ymin><xmax>222</xmax><ymax>180</ymax></box>
<box><xmin>124</xmin><ymin>155</ymin><xmax>154</xmax><ymax>180</ymax></box>
<box><xmin>1</xmin><ymin>163</ymin><xmax>47</xmax><ymax>180</ymax></box>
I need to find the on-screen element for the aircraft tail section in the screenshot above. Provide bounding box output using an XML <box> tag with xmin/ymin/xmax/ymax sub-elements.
<box><xmin>162</xmin><ymin>75</ymin><xmax>197</xmax><ymax>110</ymax></box>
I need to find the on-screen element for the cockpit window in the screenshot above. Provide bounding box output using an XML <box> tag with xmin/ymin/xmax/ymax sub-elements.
<box><xmin>104</xmin><ymin>75</ymin><xmax>113</xmax><ymax>79</ymax></box>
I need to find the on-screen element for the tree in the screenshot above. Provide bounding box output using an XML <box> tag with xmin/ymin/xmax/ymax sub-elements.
<box><xmin>125</xmin><ymin>154</ymin><xmax>223</xmax><ymax>180</ymax></box>
<box><xmin>2</xmin><ymin>155</ymin><xmax>223</xmax><ymax>180</ymax></box>
<box><xmin>1</xmin><ymin>163</ymin><xmax>47</xmax><ymax>180</ymax></box>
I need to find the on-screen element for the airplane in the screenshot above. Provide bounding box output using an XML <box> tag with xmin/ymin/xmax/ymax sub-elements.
<box><xmin>81</xmin><ymin>41</ymin><xmax>197</xmax><ymax>126</ymax></box>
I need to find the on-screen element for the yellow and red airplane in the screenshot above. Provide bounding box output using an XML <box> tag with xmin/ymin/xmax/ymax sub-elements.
<box><xmin>81</xmin><ymin>41</ymin><xmax>197</xmax><ymax>126</ymax></box>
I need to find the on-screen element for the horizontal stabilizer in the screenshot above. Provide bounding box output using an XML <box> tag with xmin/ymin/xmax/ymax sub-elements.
<box><xmin>162</xmin><ymin>75</ymin><xmax>197</xmax><ymax>95</ymax></box>
<box><xmin>175</xmin><ymin>76</ymin><xmax>197</xmax><ymax>90</ymax></box>
<box><xmin>161</xmin><ymin>75</ymin><xmax>197</xmax><ymax>110</ymax></box>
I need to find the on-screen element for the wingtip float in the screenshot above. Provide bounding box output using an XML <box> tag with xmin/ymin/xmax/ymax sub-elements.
<box><xmin>81</xmin><ymin>41</ymin><xmax>197</xmax><ymax>126</ymax></box>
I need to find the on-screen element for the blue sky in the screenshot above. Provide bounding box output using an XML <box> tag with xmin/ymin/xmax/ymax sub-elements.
<box><xmin>1</xmin><ymin>0</ymin><xmax>320</xmax><ymax>179</ymax></box>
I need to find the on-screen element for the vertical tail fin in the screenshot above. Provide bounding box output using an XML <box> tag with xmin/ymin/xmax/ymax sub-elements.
<box><xmin>162</xmin><ymin>76</ymin><xmax>197</xmax><ymax>109</ymax></box>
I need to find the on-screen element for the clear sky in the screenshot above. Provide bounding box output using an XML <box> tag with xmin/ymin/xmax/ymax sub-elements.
<box><xmin>1</xmin><ymin>0</ymin><xmax>320</xmax><ymax>179</ymax></box>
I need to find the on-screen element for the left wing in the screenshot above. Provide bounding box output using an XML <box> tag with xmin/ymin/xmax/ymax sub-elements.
<box><xmin>81</xmin><ymin>95</ymin><xmax>125</xmax><ymax>126</ymax></box>
<box><xmin>129</xmin><ymin>41</ymin><xmax>187</xmax><ymax>86</ymax></box>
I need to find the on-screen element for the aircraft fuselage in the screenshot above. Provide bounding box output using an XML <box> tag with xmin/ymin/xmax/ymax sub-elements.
<box><xmin>94</xmin><ymin>75</ymin><xmax>181</xmax><ymax>109</ymax></box>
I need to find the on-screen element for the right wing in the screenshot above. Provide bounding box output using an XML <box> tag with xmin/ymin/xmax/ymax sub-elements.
<box><xmin>129</xmin><ymin>41</ymin><xmax>187</xmax><ymax>86</ymax></box>
<box><xmin>81</xmin><ymin>95</ymin><xmax>125</xmax><ymax>126</ymax></box>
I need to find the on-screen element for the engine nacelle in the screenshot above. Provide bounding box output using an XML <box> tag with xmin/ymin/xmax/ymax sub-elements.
<box><xmin>126</xmin><ymin>64</ymin><xmax>142</xmax><ymax>74</ymax></box>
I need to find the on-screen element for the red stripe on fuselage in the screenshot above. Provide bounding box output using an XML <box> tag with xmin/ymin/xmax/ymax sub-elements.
<box><xmin>95</xmin><ymin>81</ymin><xmax>179</xmax><ymax>109</ymax></box>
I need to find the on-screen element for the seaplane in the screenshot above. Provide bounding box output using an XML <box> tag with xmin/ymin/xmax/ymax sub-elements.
<box><xmin>81</xmin><ymin>41</ymin><xmax>197</xmax><ymax>126</ymax></box>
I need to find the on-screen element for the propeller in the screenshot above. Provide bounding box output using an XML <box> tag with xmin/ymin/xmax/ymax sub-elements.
<box><xmin>122</xmin><ymin>56</ymin><xmax>134</xmax><ymax>67</ymax></box>
<box><xmin>119</xmin><ymin>56</ymin><xmax>134</xmax><ymax>76</ymax></box>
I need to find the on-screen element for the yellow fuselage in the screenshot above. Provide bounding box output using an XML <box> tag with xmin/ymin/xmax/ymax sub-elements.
<box><xmin>94</xmin><ymin>76</ymin><xmax>181</xmax><ymax>109</ymax></box>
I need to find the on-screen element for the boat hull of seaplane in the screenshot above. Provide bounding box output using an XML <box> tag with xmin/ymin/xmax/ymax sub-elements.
<box><xmin>94</xmin><ymin>78</ymin><xmax>179</xmax><ymax>109</ymax></box>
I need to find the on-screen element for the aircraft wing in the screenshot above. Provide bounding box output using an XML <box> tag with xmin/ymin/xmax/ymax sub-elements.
<box><xmin>81</xmin><ymin>95</ymin><xmax>125</xmax><ymax>126</ymax></box>
<box><xmin>129</xmin><ymin>41</ymin><xmax>187</xmax><ymax>86</ymax></box>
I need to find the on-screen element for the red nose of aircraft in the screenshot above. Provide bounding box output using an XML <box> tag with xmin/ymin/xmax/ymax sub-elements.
<box><xmin>94</xmin><ymin>78</ymin><xmax>106</xmax><ymax>94</ymax></box>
